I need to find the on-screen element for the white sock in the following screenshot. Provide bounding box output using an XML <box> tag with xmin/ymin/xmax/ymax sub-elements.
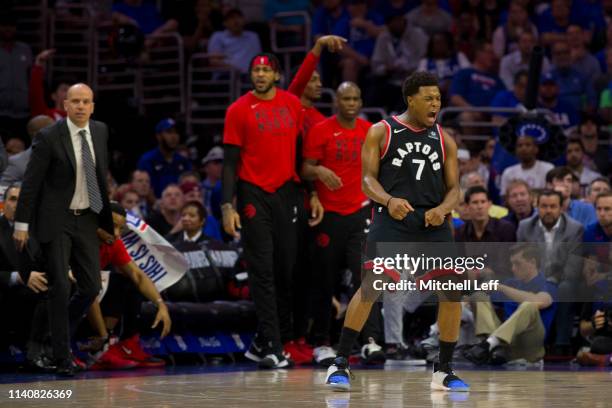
<box><xmin>486</xmin><ymin>336</ymin><xmax>500</xmax><ymax>351</ymax></box>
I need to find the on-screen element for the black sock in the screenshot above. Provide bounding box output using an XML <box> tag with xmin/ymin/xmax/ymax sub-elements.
<box><xmin>337</xmin><ymin>327</ymin><xmax>360</xmax><ymax>358</ymax></box>
<box><xmin>438</xmin><ymin>340</ymin><xmax>457</xmax><ymax>371</ymax></box>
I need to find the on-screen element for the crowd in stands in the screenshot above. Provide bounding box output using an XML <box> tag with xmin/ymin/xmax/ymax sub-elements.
<box><xmin>0</xmin><ymin>0</ymin><xmax>611</xmax><ymax>371</ymax></box>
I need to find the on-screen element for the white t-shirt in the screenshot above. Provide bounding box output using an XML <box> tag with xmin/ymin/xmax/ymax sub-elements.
<box><xmin>499</xmin><ymin>160</ymin><xmax>554</xmax><ymax>196</ymax></box>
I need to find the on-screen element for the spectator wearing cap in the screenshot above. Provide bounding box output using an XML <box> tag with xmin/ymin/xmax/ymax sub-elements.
<box><xmin>178</xmin><ymin>180</ymin><xmax>222</xmax><ymax>240</ymax></box>
<box><xmin>0</xmin><ymin>10</ymin><xmax>32</xmax><ymax>135</ymax></box>
<box><xmin>499</xmin><ymin>135</ymin><xmax>554</xmax><ymax>198</ymax></box>
<box><xmin>201</xmin><ymin>146</ymin><xmax>223</xmax><ymax>222</ymax></box>
<box><xmin>208</xmin><ymin>9</ymin><xmax>262</xmax><ymax>74</ymax></box>
<box><xmin>537</xmin><ymin>72</ymin><xmax>579</xmax><ymax>129</ymax></box>
<box><xmin>137</xmin><ymin>119</ymin><xmax>193</xmax><ymax>197</ymax></box>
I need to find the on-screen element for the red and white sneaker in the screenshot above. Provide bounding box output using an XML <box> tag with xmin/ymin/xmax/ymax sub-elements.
<box><xmin>283</xmin><ymin>341</ymin><xmax>311</xmax><ymax>366</ymax></box>
<box><xmin>116</xmin><ymin>334</ymin><xmax>166</xmax><ymax>368</ymax></box>
<box><xmin>90</xmin><ymin>347</ymin><xmax>138</xmax><ymax>371</ymax></box>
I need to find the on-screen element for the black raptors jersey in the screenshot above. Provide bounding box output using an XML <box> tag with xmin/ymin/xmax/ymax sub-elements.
<box><xmin>378</xmin><ymin>116</ymin><xmax>446</xmax><ymax>207</ymax></box>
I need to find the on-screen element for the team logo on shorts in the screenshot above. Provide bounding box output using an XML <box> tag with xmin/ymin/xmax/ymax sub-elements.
<box><xmin>243</xmin><ymin>204</ymin><xmax>257</xmax><ymax>219</ymax></box>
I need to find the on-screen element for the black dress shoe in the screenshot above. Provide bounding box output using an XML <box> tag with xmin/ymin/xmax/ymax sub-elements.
<box><xmin>490</xmin><ymin>345</ymin><xmax>509</xmax><ymax>365</ymax></box>
<box><xmin>55</xmin><ymin>359</ymin><xmax>76</xmax><ymax>377</ymax></box>
<box><xmin>463</xmin><ymin>341</ymin><xmax>490</xmax><ymax>365</ymax></box>
<box><xmin>26</xmin><ymin>356</ymin><xmax>57</xmax><ymax>373</ymax></box>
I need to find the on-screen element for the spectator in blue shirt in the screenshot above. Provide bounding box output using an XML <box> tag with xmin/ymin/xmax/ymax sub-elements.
<box><xmin>450</xmin><ymin>41</ymin><xmax>506</xmax><ymax>125</ymax></box>
<box><xmin>537</xmin><ymin>72</ymin><xmax>579</xmax><ymax>129</ymax></box>
<box><xmin>464</xmin><ymin>243</ymin><xmax>558</xmax><ymax>365</ymax></box>
<box><xmin>137</xmin><ymin>118</ymin><xmax>193</xmax><ymax>197</ymax></box>
<box><xmin>312</xmin><ymin>0</ymin><xmax>349</xmax><ymax>39</ymax></box>
<box><xmin>549</xmin><ymin>40</ymin><xmax>596</xmax><ymax>112</ymax></box>
<box><xmin>332</xmin><ymin>0</ymin><xmax>384</xmax><ymax>82</ymax></box>
<box><xmin>546</xmin><ymin>166</ymin><xmax>597</xmax><ymax>226</ymax></box>
<box><xmin>491</xmin><ymin>70</ymin><xmax>527</xmax><ymax>124</ymax></box>
<box><xmin>112</xmin><ymin>0</ymin><xmax>177</xmax><ymax>36</ymax></box>
<box><xmin>537</xmin><ymin>0</ymin><xmax>583</xmax><ymax>47</ymax></box>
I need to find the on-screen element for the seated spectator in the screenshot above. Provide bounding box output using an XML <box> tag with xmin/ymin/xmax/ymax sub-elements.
<box><xmin>498</xmin><ymin>31</ymin><xmax>551</xmax><ymax>90</ymax></box>
<box><xmin>333</xmin><ymin>0</ymin><xmax>384</xmax><ymax>83</ymax></box>
<box><xmin>137</xmin><ymin>118</ymin><xmax>192</xmax><ymax>197</ymax></box>
<box><xmin>549</xmin><ymin>39</ymin><xmax>596</xmax><ymax>112</ymax></box>
<box><xmin>455</xmin><ymin>186</ymin><xmax>515</xmax><ymax>242</ymax></box>
<box><xmin>502</xmin><ymin>179</ymin><xmax>536</xmax><ymax>230</ymax></box>
<box><xmin>459</xmin><ymin>172</ymin><xmax>508</xmax><ymax>218</ymax></box>
<box><xmin>565</xmin><ymin>138</ymin><xmax>602</xmax><ymax>191</ymax></box>
<box><xmin>537</xmin><ymin>0</ymin><xmax>578</xmax><ymax>47</ymax></box>
<box><xmin>492</xmin><ymin>0</ymin><xmax>539</xmax><ymax>59</ymax></box>
<box><xmin>201</xmin><ymin>146</ymin><xmax>223</xmax><ymax>221</ymax></box>
<box><xmin>517</xmin><ymin>189</ymin><xmax>584</xmax><ymax>355</ymax></box>
<box><xmin>166</xmin><ymin>201</ymin><xmax>211</xmax><ymax>245</ymax></box>
<box><xmin>491</xmin><ymin>70</ymin><xmax>528</xmax><ymax>125</ymax></box>
<box><xmin>574</xmin><ymin>114</ymin><xmax>610</xmax><ymax>176</ymax></box>
<box><xmin>178</xmin><ymin>170</ymin><xmax>201</xmax><ymax>186</ymax></box>
<box><xmin>0</xmin><ymin>184</ymin><xmax>52</xmax><ymax>371</ymax></box>
<box><xmin>405</xmin><ymin>0</ymin><xmax>453</xmax><ymax>37</ymax></box>
<box><xmin>370</xmin><ymin>14</ymin><xmax>427</xmax><ymax>111</ymax></box>
<box><xmin>499</xmin><ymin>135</ymin><xmax>554</xmax><ymax>198</ymax></box>
<box><xmin>464</xmin><ymin>244</ymin><xmax>558</xmax><ymax>365</ymax></box>
<box><xmin>128</xmin><ymin>170</ymin><xmax>155</xmax><ymax>219</ymax></box>
<box><xmin>179</xmin><ymin>180</ymin><xmax>222</xmax><ymax>240</ymax></box>
<box><xmin>576</xmin><ymin>191</ymin><xmax>612</xmax><ymax>366</ymax></box>
<box><xmin>29</xmin><ymin>49</ymin><xmax>71</xmax><ymax>121</ymax></box>
<box><xmin>416</xmin><ymin>31</ymin><xmax>470</xmax><ymax>102</ymax></box>
<box><xmin>146</xmin><ymin>184</ymin><xmax>184</xmax><ymax>236</ymax></box>
<box><xmin>451</xmin><ymin>9</ymin><xmax>479</xmax><ymax>61</ymax></box>
<box><xmin>567</xmin><ymin>24</ymin><xmax>601</xmax><ymax>85</ymax></box>
<box><xmin>207</xmin><ymin>9</ymin><xmax>262</xmax><ymax>75</ymax></box>
<box><xmin>537</xmin><ymin>72</ymin><xmax>579</xmax><ymax>129</ymax></box>
<box><xmin>585</xmin><ymin>177</ymin><xmax>611</xmax><ymax>204</ymax></box>
<box><xmin>546</xmin><ymin>166</ymin><xmax>597</xmax><ymax>226</ymax></box>
<box><xmin>0</xmin><ymin>115</ymin><xmax>53</xmax><ymax>186</ymax></box>
<box><xmin>113</xmin><ymin>184</ymin><xmax>142</xmax><ymax>218</ymax></box>
<box><xmin>86</xmin><ymin>202</ymin><xmax>171</xmax><ymax>370</ymax></box>
<box><xmin>112</xmin><ymin>0</ymin><xmax>177</xmax><ymax>36</ymax></box>
<box><xmin>449</xmin><ymin>41</ymin><xmax>506</xmax><ymax>125</ymax></box>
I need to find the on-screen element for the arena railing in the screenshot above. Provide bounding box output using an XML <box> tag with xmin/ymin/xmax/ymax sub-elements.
<box><xmin>187</xmin><ymin>53</ymin><xmax>240</xmax><ymax>134</ymax></box>
<box><xmin>270</xmin><ymin>11</ymin><xmax>312</xmax><ymax>86</ymax></box>
<box><xmin>14</xmin><ymin>0</ymin><xmax>48</xmax><ymax>55</ymax></box>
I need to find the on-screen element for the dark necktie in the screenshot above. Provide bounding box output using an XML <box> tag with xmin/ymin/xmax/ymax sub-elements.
<box><xmin>78</xmin><ymin>129</ymin><xmax>103</xmax><ymax>214</ymax></box>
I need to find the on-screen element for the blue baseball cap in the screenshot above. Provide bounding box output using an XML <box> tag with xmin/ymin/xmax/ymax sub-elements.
<box><xmin>155</xmin><ymin>118</ymin><xmax>176</xmax><ymax>134</ymax></box>
<box><xmin>539</xmin><ymin>72</ymin><xmax>557</xmax><ymax>85</ymax></box>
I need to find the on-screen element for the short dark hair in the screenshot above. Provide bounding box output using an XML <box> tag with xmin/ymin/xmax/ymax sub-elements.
<box><xmin>249</xmin><ymin>53</ymin><xmax>281</xmax><ymax>73</ymax></box>
<box><xmin>513</xmin><ymin>70</ymin><xmax>528</xmax><ymax>85</ymax></box>
<box><xmin>181</xmin><ymin>200</ymin><xmax>207</xmax><ymax>221</ymax></box>
<box><xmin>110</xmin><ymin>201</ymin><xmax>127</xmax><ymax>217</ymax></box>
<box><xmin>537</xmin><ymin>189</ymin><xmax>563</xmax><ymax>206</ymax></box>
<box><xmin>589</xmin><ymin>177</ymin><xmax>611</xmax><ymax>188</ymax></box>
<box><xmin>464</xmin><ymin>186</ymin><xmax>490</xmax><ymax>204</ymax></box>
<box><xmin>566</xmin><ymin>137</ymin><xmax>585</xmax><ymax>152</ymax></box>
<box><xmin>3</xmin><ymin>183</ymin><xmax>20</xmax><ymax>202</ymax></box>
<box><xmin>594</xmin><ymin>191</ymin><xmax>612</xmax><ymax>206</ymax></box>
<box><xmin>402</xmin><ymin>72</ymin><xmax>439</xmax><ymax>102</ymax></box>
<box><xmin>509</xmin><ymin>243</ymin><xmax>540</xmax><ymax>268</ymax></box>
<box><xmin>545</xmin><ymin>166</ymin><xmax>575</xmax><ymax>184</ymax></box>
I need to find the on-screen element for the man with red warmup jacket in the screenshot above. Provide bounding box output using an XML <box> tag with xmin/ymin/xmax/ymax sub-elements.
<box><xmin>28</xmin><ymin>49</ymin><xmax>70</xmax><ymax>121</ymax></box>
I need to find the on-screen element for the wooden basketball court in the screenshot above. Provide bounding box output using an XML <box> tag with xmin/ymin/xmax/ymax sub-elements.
<box><xmin>0</xmin><ymin>365</ymin><xmax>610</xmax><ymax>407</ymax></box>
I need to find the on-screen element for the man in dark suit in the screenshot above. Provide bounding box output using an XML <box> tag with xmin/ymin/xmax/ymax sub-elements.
<box><xmin>0</xmin><ymin>184</ymin><xmax>53</xmax><ymax>371</ymax></box>
<box><xmin>13</xmin><ymin>83</ymin><xmax>113</xmax><ymax>375</ymax></box>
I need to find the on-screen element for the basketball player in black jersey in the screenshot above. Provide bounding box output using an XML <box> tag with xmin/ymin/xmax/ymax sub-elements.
<box><xmin>325</xmin><ymin>72</ymin><xmax>469</xmax><ymax>392</ymax></box>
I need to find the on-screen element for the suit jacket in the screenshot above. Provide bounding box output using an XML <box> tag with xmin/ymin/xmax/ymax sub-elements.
<box><xmin>0</xmin><ymin>147</ymin><xmax>31</xmax><ymax>186</ymax></box>
<box><xmin>14</xmin><ymin>118</ymin><xmax>113</xmax><ymax>242</ymax></box>
<box><xmin>0</xmin><ymin>215</ymin><xmax>44</xmax><ymax>287</ymax></box>
<box><xmin>517</xmin><ymin>213</ymin><xmax>584</xmax><ymax>283</ymax></box>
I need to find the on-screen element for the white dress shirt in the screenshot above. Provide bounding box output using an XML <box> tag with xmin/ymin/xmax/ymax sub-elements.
<box><xmin>183</xmin><ymin>230</ymin><xmax>202</xmax><ymax>243</ymax></box>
